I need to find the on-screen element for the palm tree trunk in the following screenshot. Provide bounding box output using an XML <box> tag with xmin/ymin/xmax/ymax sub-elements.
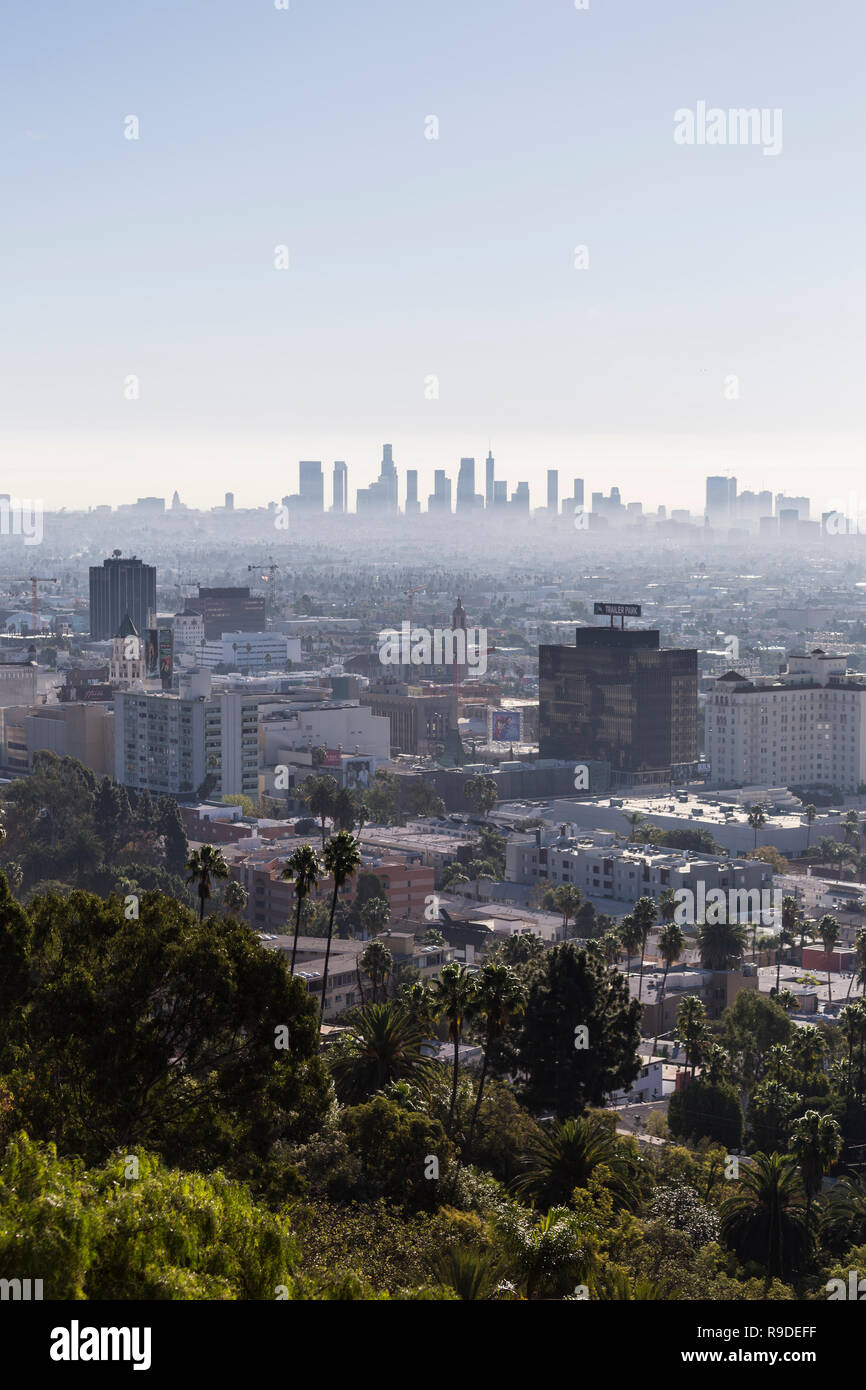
<box><xmin>638</xmin><ymin>939</ymin><xmax>646</xmax><ymax>1001</ymax></box>
<box><xmin>652</xmin><ymin>967</ymin><xmax>669</xmax><ymax>1056</ymax></box>
<box><xmin>289</xmin><ymin>891</ymin><xmax>303</xmax><ymax>976</ymax></box>
<box><xmin>467</xmin><ymin>1032</ymin><xmax>491</xmax><ymax>1156</ymax></box>
<box><xmin>318</xmin><ymin>880</ymin><xmax>340</xmax><ymax>1032</ymax></box>
<box><xmin>448</xmin><ymin>1035</ymin><xmax>460</xmax><ymax>1131</ymax></box>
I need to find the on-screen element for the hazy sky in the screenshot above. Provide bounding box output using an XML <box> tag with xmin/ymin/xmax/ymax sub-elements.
<box><xmin>3</xmin><ymin>0</ymin><xmax>865</xmax><ymax>514</ymax></box>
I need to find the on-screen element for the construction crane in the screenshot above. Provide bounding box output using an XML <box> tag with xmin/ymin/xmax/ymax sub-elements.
<box><xmin>17</xmin><ymin>576</ymin><xmax>58</xmax><ymax>635</ymax></box>
<box><xmin>247</xmin><ymin>558</ymin><xmax>280</xmax><ymax>611</ymax></box>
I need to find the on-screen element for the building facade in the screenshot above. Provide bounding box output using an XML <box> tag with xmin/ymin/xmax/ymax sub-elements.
<box><xmin>89</xmin><ymin>555</ymin><xmax>156</xmax><ymax>641</ymax></box>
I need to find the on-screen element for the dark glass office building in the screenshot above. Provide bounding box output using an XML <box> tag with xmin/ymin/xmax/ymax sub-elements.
<box><xmin>89</xmin><ymin>555</ymin><xmax>156</xmax><ymax>641</ymax></box>
<box><xmin>186</xmin><ymin>587</ymin><xmax>267</xmax><ymax>640</ymax></box>
<box><xmin>539</xmin><ymin>627</ymin><xmax>697</xmax><ymax>778</ymax></box>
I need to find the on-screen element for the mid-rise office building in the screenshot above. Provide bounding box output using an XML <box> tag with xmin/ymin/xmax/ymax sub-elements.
<box><xmin>298</xmin><ymin>461</ymin><xmax>324</xmax><ymax>512</ymax></box>
<box><xmin>456</xmin><ymin>458</ymin><xmax>482</xmax><ymax>513</ymax></box>
<box><xmin>539</xmin><ymin>624</ymin><xmax>698</xmax><ymax>780</ymax></box>
<box><xmin>705</xmin><ymin>650</ymin><xmax>866</xmax><ymax>792</ymax></box>
<box><xmin>89</xmin><ymin>554</ymin><xmax>156</xmax><ymax>641</ymax></box>
<box><xmin>705</xmin><ymin>476</ymin><xmax>737</xmax><ymax>529</ymax></box>
<box><xmin>405</xmin><ymin>470</ymin><xmax>420</xmax><ymax>514</ymax></box>
<box><xmin>187</xmin><ymin>587</ymin><xmax>266</xmax><ymax>640</ymax></box>
<box><xmin>546</xmin><ymin>469</ymin><xmax>559</xmax><ymax>516</ymax></box>
<box><xmin>332</xmin><ymin>461</ymin><xmax>347</xmax><ymax>513</ymax></box>
<box><xmin>428</xmin><ymin>470</ymin><xmax>452</xmax><ymax>514</ymax></box>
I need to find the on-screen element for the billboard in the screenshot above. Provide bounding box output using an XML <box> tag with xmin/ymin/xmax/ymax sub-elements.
<box><xmin>489</xmin><ymin>709</ymin><xmax>521</xmax><ymax>743</ymax></box>
<box><xmin>158</xmin><ymin>629</ymin><xmax>173</xmax><ymax>689</ymax></box>
<box><xmin>593</xmin><ymin>602</ymin><xmax>642</xmax><ymax>618</ymax></box>
<box><xmin>324</xmin><ymin>748</ymin><xmax>342</xmax><ymax>767</ymax></box>
<box><xmin>345</xmin><ymin>758</ymin><xmax>372</xmax><ymax>790</ymax></box>
<box><xmin>144</xmin><ymin>628</ymin><xmax>160</xmax><ymax>677</ymax></box>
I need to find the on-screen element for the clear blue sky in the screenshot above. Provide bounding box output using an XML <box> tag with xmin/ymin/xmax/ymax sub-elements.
<box><xmin>2</xmin><ymin>0</ymin><xmax>864</xmax><ymax>514</ymax></box>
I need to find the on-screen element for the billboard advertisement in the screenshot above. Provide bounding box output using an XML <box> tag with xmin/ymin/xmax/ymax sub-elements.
<box><xmin>145</xmin><ymin>627</ymin><xmax>160</xmax><ymax>677</ymax></box>
<box><xmin>158</xmin><ymin>629</ymin><xmax>173</xmax><ymax>689</ymax></box>
<box><xmin>489</xmin><ymin>709</ymin><xmax>521</xmax><ymax>743</ymax></box>
<box><xmin>345</xmin><ymin>758</ymin><xmax>372</xmax><ymax>790</ymax></box>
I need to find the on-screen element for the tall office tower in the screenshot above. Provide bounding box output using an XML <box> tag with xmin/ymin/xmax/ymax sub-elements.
<box><xmin>539</xmin><ymin>624</ymin><xmax>697</xmax><ymax>778</ymax></box>
<box><xmin>485</xmin><ymin>451</ymin><xmax>495</xmax><ymax>508</ymax></box>
<box><xmin>547</xmin><ymin>469</ymin><xmax>559</xmax><ymax>515</ymax></box>
<box><xmin>356</xmin><ymin>443</ymin><xmax>399</xmax><ymax>513</ymax></box>
<box><xmin>456</xmin><ymin>457</ymin><xmax>481</xmax><ymax>513</ymax></box>
<box><xmin>511</xmin><ymin>481</ymin><xmax>530</xmax><ymax>513</ymax></box>
<box><xmin>775</xmin><ymin>493</ymin><xmax>810</xmax><ymax>521</ymax></box>
<box><xmin>573</xmin><ymin>478</ymin><xmax>584</xmax><ymax>508</ymax></box>
<box><xmin>405</xmin><ymin>469</ymin><xmax>420</xmax><ymax>514</ymax></box>
<box><xmin>89</xmin><ymin>554</ymin><xmax>157</xmax><ymax>641</ymax></box>
<box><xmin>332</xmin><ymin>460</ymin><xmax>347</xmax><ymax>513</ymax></box>
<box><xmin>705</xmin><ymin>475</ymin><xmax>737</xmax><ymax>528</ymax></box>
<box><xmin>224</xmin><ymin>492</ymin><xmax>234</xmax><ymax>511</ymax></box>
<box><xmin>493</xmin><ymin>480</ymin><xmax>508</xmax><ymax>507</ymax></box>
<box><xmin>428</xmin><ymin>470</ymin><xmax>452</xmax><ymax>513</ymax></box>
<box><xmin>298</xmin><ymin>461</ymin><xmax>324</xmax><ymax>511</ymax></box>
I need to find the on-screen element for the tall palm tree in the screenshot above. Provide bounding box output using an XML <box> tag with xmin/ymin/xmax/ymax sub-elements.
<box><xmin>623</xmin><ymin>810</ymin><xmax>644</xmax><ymax>843</ymax></box>
<box><xmin>466</xmin><ymin>961</ymin><xmax>526</xmax><ymax>1155</ymax></box>
<box><xmin>431</xmin><ymin>961</ymin><xmax>480</xmax><ymax>1134</ymax></box>
<box><xmin>359</xmin><ymin>939</ymin><xmax>393</xmax><ymax>1004</ymax></box>
<box><xmin>747</xmin><ymin>804</ymin><xmax>767</xmax><ymax>851</ymax></box>
<box><xmin>281</xmin><ymin>842</ymin><xmax>322</xmax><ymax>977</ymax></box>
<box><xmin>818</xmin><ymin>913</ymin><xmax>840</xmax><ymax>1006</ymax></box>
<box><xmin>222</xmin><ymin>878</ymin><xmax>248</xmax><ymax>914</ymax></box>
<box><xmin>185</xmin><ymin>844</ymin><xmax>229</xmax><ymax>922</ymax></box>
<box><xmin>788</xmin><ymin>1110</ymin><xmax>842</xmax><ymax>1231</ymax></box>
<box><xmin>303</xmin><ymin>774</ymin><xmax>339</xmax><ymax>849</ymax></box>
<box><xmin>328</xmin><ymin>1001</ymin><xmax>434</xmax><ymax>1102</ymax></box>
<box><xmin>658</xmin><ymin>887</ymin><xmax>678</xmax><ymax>924</ymax></box>
<box><xmin>720</xmin><ymin>1151</ymin><xmax>809</xmax><ymax>1285</ymax></box>
<box><xmin>600</xmin><ymin>930</ymin><xmax>621</xmax><ymax>966</ymax></box>
<box><xmin>698</xmin><ymin>919</ymin><xmax>747</xmax><ymax>971</ymax></box>
<box><xmin>790</xmin><ymin>1024</ymin><xmax>825</xmax><ymax>1097</ymax></box>
<box><xmin>676</xmin><ymin>994</ymin><xmax>707</xmax><ymax>1079</ymax></box>
<box><xmin>632</xmin><ymin>896</ymin><xmax>658</xmax><ymax>1002</ymax></box>
<box><xmin>843</xmin><ymin>809</ymin><xmax>859</xmax><ymax>845</ymax></box>
<box><xmin>776</xmin><ymin>895</ymin><xmax>798</xmax><ymax>994</ymax></box>
<box><xmin>552</xmin><ymin>883</ymin><xmax>582</xmax><ymax>937</ymax></box>
<box><xmin>319</xmin><ymin>830</ymin><xmax>363</xmax><ymax>1031</ymax></box>
<box><xmin>653</xmin><ymin>921</ymin><xmax>684</xmax><ymax>1055</ymax></box>
<box><xmin>804</xmin><ymin>803</ymin><xmax>817</xmax><ymax>853</ymax></box>
<box><xmin>618</xmin><ymin>912</ymin><xmax>642</xmax><ymax>982</ymax></box>
<box><xmin>512</xmin><ymin>1115</ymin><xmax>640</xmax><ymax>1211</ymax></box>
<box><xmin>845</xmin><ymin>925</ymin><xmax>866</xmax><ymax>1002</ymax></box>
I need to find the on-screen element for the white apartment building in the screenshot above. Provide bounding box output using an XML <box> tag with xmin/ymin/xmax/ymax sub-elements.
<box><xmin>705</xmin><ymin>651</ymin><xmax>866</xmax><ymax>793</ymax></box>
<box><xmin>506</xmin><ymin>831</ymin><xmax>768</xmax><ymax>906</ymax></box>
<box><xmin>259</xmin><ymin>699</ymin><xmax>390</xmax><ymax>785</ymax></box>
<box><xmin>115</xmin><ymin>687</ymin><xmax>261</xmax><ymax>797</ymax></box>
<box><xmin>198</xmin><ymin>632</ymin><xmax>301</xmax><ymax>672</ymax></box>
<box><xmin>172</xmin><ymin>611</ymin><xmax>205</xmax><ymax>653</ymax></box>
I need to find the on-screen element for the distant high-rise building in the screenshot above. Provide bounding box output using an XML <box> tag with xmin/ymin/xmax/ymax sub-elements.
<box><xmin>775</xmin><ymin>493</ymin><xmax>810</xmax><ymax>521</ymax></box>
<box><xmin>405</xmin><ymin>470</ymin><xmax>420</xmax><ymax>514</ymax></box>
<box><xmin>187</xmin><ymin>587</ymin><xmax>266</xmax><ymax>640</ymax></box>
<box><xmin>332</xmin><ymin>461</ymin><xmax>347</xmax><ymax>513</ymax></box>
<box><xmin>356</xmin><ymin>443</ymin><xmax>399</xmax><ymax>513</ymax></box>
<box><xmin>298</xmin><ymin>461</ymin><xmax>324</xmax><ymax>512</ymax></box>
<box><xmin>705</xmin><ymin>476</ymin><xmax>737</xmax><ymax>528</ymax></box>
<box><xmin>493</xmin><ymin>480</ymin><xmax>508</xmax><ymax>507</ymax></box>
<box><xmin>89</xmin><ymin>554</ymin><xmax>156</xmax><ymax>642</ymax></box>
<box><xmin>224</xmin><ymin>492</ymin><xmax>234</xmax><ymax>511</ymax></box>
<box><xmin>511</xmin><ymin>482</ymin><xmax>530</xmax><ymax>513</ymax></box>
<box><xmin>428</xmin><ymin>470</ymin><xmax>452</xmax><ymax>514</ymax></box>
<box><xmin>547</xmin><ymin>469</ymin><xmax>559</xmax><ymax>515</ymax></box>
<box><xmin>485</xmin><ymin>451</ymin><xmax>495</xmax><ymax>508</ymax></box>
<box><xmin>456</xmin><ymin>458</ymin><xmax>482</xmax><ymax>513</ymax></box>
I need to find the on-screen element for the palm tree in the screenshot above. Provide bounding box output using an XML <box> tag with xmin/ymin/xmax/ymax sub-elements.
<box><xmin>658</xmin><ymin>887</ymin><xmax>678</xmax><ymax>924</ymax></box>
<box><xmin>776</xmin><ymin>896</ymin><xmax>798</xmax><ymax>995</ymax></box>
<box><xmin>849</xmin><ymin>926</ymin><xmax>866</xmax><ymax>1001</ymax></box>
<box><xmin>790</xmin><ymin>1024</ymin><xmax>825</xmax><ymax>1097</ymax></box>
<box><xmin>222</xmin><ymin>878</ymin><xmax>248</xmax><ymax>914</ymax></box>
<box><xmin>820</xmin><ymin>1174</ymin><xmax>866</xmax><ymax>1253</ymax></box>
<box><xmin>466</xmin><ymin>961</ymin><xmax>526</xmax><ymax>1155</ymax></box>
<box><xmin>676</xmin><ymin>995</ymin><xmax>707</xmax><ymax>1079</ymax></box>
<box><xmin>653</xmin><ymin>921</ymin><xmax>684</xmax><ymax>1055</ymax></box>
<box><xmin>843</xmin><ymin>809</ymin><xmax>859</xmax><ymax>845</ymax></box>
<box><xmin>698</xmin><ymin>919</ymin><xmax>747</xmax><ymax>971</ymax></box>
<box><xmin>319</xmin><ymin>831</ymin><xmax>363</xmax><ymax>1030</ymax></box>
<box><xmin>328</xmin><ymin>1001</ymin><xmax>434</xmax><ymax>1102</ymax></box>
<box><xmin>281</xmin><ymin>843</ymin><xmax>322</xmax><ymax>977</ymax></box>
<box><xmin>185</xmin><ymin>844</ymin><xmax>229</xmax><ymax>922</ymax></box>
<box><xmin>359</xmin><ymin>939</ymin><xmax>393</xmax><ymax>1003</ymax></box>
<box><xmin>788</xmin><ymin>1110</ymin><xmax>842</xmax><ymax>1231</ymax></box>
<box><xmin>623</xmin><ymin>810</ymin><xmax>644</xmax><ymax>843</ymax></box>
<box><xmin>720</xmin><ymin>1151</ymin><xmax>809</xmax><ymax>1284</ymax></box>
<box><xmin>618</xmin><ymin>912</ymin><xmax>642</xmax><ymax>982</ymax></box>
<box><xmin>804</xmin><ymin>803</ymin><xmax>817</xmax><ymax>853</ymax></box>
<box><xmin>552</xmin><ymin>883</ymin><xmax>582</xmax><ymax>937</ymax></box>
<box><xmin>600</xmin><ymin>930</ymin><xmax>621</xmax><ymax>966</ymax></box>
<box><xmin>818</xmin><ymin>913</ymin><xmax>840</xmax><ymax>1006</ymax></box>
<box><xmin>434</xmin><ymin>1246</ymin><xmax>498</xmax><ymax>1301</ymax></box>
<box><xmin>512</xmin><ymin>1115</ymin><xmax>640</xmax><ymax>1211</ymax></box>
<box><xmin>632</xmin><ymin>896</ymin><xmax>658</xmax><ymax>1002</ymax></box>
<box><xmin>747</xmin><ymin>804</ymin><xmax>767</xmax><ymax>851</ymax></box>
<box><xmin>303</xmin><ymin>774</ymin><xmax>338</xmax><ymax>849</ymax></box>
<box><xmin>431</xmin><ymin>961</ymin><xmax>480</xmax><ymax>1134</ymax></box>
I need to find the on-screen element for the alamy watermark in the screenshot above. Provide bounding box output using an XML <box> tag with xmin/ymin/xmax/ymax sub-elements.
<box><xmin>674</xmin><ymin>102</ymin><xmax>782</xmax><ymax>157</ymax></box>
<box><xmin>377</xmin><ymin>623</ymin><xmax>488</xmax><ymax>677</ymax></box>
<box><xmin>674</xmin><ymin>885</ymin><xmax>782</xmax><ymax>927</ymax></box>
<box><xmin>0</xmin><ymin>498</ymin><xmax>43</xmax><ymax>545</ymax></box>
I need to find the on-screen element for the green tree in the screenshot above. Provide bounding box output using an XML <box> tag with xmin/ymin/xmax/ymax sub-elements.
<box><xmin>747</xmin><ymin>804</ymin><xmax>768</xmax><ymax>850</ymax></box>
<box><xmin>719</xmin><ymin>1152</ymin><xmax>809</xmax><ymax>1284</ymax></box>
<box><xmin>431</xmin><ymin>962</ymin><xmax>480</xmax><ymax>1134</ymax></box>
<box><xmin>302</xmin><ymin>775</ymin><xmax>339</xmax><ymax>849</ymax></box>
<box><xmin>359</xmin><ymin>896</ymin><xmax>390</xmax><ymax>944</ymax></box>
<box><xmin>512</xmin><ymin>1114</ymin><xmax>640</xmax><ymax>1212</ymax></box>
<box><xmin>552</xmin><ymin>884</ymin><xmax>582</xmax><ymax>937</ymax></box>
<box><xmin>466</xmin><ymin>962</ymin><xmax>526</xmax><ymax>1156</ymax></box>
<box><xmin>653</xmin><ymin>921</ymin><xmax>685</xmax><ymax>1055</ymax></box>
<box><xmin>668</xmin><ymin>1077</ymin><xmax>743</xmax><ymax>1149</ymax></box>
<box><xmin>328</xmin><ymin>1003</ymin><xmax>434</xmax><ymax>1104</ymax></box>
<box><xmin>185</xmin><ymin>845</ymin><xmax>230</xmax><ymax>922</ymax></box>
<box><xmin>676</xmin><ymin>995</ymin><xmax>707</xmax><ymax>1080</ymax></box>
<box><xmin>788</xmin><ymin>1109</ymin><xmax>842</xmax><ymax>1230</ymax></box>
<box><xmin>359</xmin><ymin>939</ymin><xmax>393</xmax><ymax>1004</ymax></box>
<box><xmin>518</xmin><ymin>941</ymin><xmax>641</xmax><ymax>1117</ymax></box>
<box><xmin>463</xmin><ymin>775</ymin><xmax>498</xmax><ymax>819</ymax></box>
<box><xmin>618</xmin><ymin>912</ymin><xmax>642</xmax><ymax>980</ymax></box>
<box><xmin>222</xmin><ymin>879</ymin><xmax>248</xmax><ymax>914</ymax></box>
<box><xmin>818</xmin><ymin>914</ymin><xmax>840</xmax><ymax>1006</ymax></box>
<box><xmin>632</xmin><ymin>896</ymin><xmax>658</xmax><ymax>1002</ymax></box>
<box><xmin>282</xmin><ymin>843</ymin><xmax>323</xmax><ymax>977</ymax></box>
<box><xmin>320</xmin><ymin>832</ymin><xmax>363</xmax><ymax>1032</ymax></box>
<box><xmin>698</xmin><ymin>919</ymin><xmax>747</xmax><ymax>971</ymax></box>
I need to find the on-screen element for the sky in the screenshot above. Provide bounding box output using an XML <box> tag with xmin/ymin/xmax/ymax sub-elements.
<box><xmin>2</xmin><ymin>0</ymin><xmax>865</xmax><ymax>515</ymax></box>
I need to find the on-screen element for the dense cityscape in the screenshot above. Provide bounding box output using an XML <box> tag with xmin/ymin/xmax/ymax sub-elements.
<box><xmin>5</xmin><ymin>0</ymin><xmax>865</xmax><ymax>1363</ymax></box>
